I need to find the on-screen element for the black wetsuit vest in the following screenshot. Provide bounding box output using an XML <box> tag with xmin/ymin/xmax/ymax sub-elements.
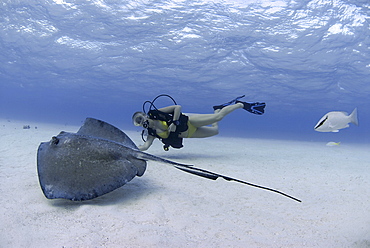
<box><xmin>146</xmin><ymin>109</ymin><xmax>189</xmax><ymax>149</ymax></box>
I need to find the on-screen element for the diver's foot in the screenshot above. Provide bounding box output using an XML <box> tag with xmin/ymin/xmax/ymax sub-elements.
<box><xmin>213</xmin><ymin>95</ymin><xmax>245</xmax><ymax>111</ymax></box>
<box><xmin>237</xmin><ymin>101</ymin><xmax>266</xmax><ymax>115</ymax></box>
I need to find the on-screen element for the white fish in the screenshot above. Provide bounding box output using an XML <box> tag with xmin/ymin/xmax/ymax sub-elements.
<box><xmin>314</xmin><ymin>108</ymin><xmax>358</xmax><ymax>132</ymax></box>
<box><xmin>326</xmin><ymin>141</ymin><xmax>341</xmax><ymax>147</ymax></box>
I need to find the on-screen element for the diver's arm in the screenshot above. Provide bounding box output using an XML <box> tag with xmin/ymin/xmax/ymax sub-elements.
<box><xmin>158</xmin><ymin>105</ymin><xmax>182</xmax><ymax>122</ymax></box>
<box><xmin>158</xmin><ymin>105</ymin><xmax>182</xmax><ymax>132</ymax></box>
<box><xmin>138</xmin><ymin>135</ymin><xmax>155</xmax><ymax>151</ymax></box>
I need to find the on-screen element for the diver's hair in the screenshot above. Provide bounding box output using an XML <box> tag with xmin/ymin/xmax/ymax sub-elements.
<box><xmin>132</xmin><ymin>111</ymin><xmax>146</xmax><ymax>126</ymax></box>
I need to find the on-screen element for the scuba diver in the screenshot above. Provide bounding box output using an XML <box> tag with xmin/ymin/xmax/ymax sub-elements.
<box><xmin>133</xmin><ymin>94</ymin><xmax>266</xmax><ymax>151</ymax></box>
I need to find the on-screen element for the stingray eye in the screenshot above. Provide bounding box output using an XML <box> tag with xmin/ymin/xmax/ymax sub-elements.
<box><xmin>51</xmin><ymin>136</ymin><xmax>59</xmax><ymax>145</ymax></box>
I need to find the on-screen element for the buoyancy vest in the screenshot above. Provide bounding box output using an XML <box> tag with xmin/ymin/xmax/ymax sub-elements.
<box><xmin>146</xmin><ymin>109</ymin><xmax>189</xmax><ymax>149</ymax></box>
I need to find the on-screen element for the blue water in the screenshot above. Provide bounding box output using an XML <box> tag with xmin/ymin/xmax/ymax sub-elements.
<box><xmin>1</xmin><ymin>0</ymin><xmax>369</xmax><ymax>143</ymax></box>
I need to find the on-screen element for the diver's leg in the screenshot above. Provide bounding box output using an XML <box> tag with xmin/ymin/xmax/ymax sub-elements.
<box><xmin>190</xmin><ymin>126</ymin><xmax>219</xmax><ymax>138</ymax></box>
<box><xmin>213</xmin><ymin>95</ymin><xmax>245</xmax><ymax>111</ymax></box>
<box><xmin>188</xmin><ymin>103</ymin><xmax>243</xmax><ymax>127</ymax></box>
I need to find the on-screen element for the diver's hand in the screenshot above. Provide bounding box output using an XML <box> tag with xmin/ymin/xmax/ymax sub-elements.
<box><xmin>168</xmin><ymin>123</ymin><xmax>177</xmax><ymax>132</ymax></box>
<box><xmin>139</xmin><ymin>135</ymin><xmax>154</xmax><ymax>151</ymax></box>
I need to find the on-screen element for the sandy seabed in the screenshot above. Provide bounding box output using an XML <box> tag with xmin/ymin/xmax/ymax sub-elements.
<box><xmin>1</xmin><ymin>118</ymin><xmax>369</xmax><ymax>248</ymax></box>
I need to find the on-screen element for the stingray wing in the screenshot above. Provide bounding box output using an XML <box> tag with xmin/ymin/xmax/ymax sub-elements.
<box><xmin>37</xmin><ymin>132</ymin><xmax>144</xmax><ymax>201</ymax></box>
<box><xmin>78</xmin><ymin>117</ymin><xmax>139</xmax><ymax>149</ymax></box>
<box><xmin>77</xmin><ymin>118</ymin><xmax>146</xmax><ymax>176</ymax></box>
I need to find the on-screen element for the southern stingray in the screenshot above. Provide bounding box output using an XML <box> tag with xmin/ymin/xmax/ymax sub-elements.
<box><xmin>37</xmin><ymin>118</ymin><xmax>301</xmax><ymax>202</ymax></box>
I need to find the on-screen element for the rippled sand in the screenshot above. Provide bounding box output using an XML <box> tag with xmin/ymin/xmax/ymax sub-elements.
<box><xmin>1</xmin><ymin>119</ymin><xmax>369</xmax><ymax>247</ymax></box>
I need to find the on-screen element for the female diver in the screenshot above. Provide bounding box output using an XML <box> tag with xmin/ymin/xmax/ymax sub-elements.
<box><xmin>133</xmin><ymin>95</ymin><xmax>265</xmax><ymax>151</ymax></box>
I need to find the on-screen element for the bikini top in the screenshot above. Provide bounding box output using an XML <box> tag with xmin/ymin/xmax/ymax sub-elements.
<box><xmin>155</xmin><ymin>121</ymin><xmax>169</xmax><ymax>139</ymax></box>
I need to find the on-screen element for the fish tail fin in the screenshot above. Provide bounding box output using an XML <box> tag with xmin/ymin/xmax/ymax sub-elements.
<box><xmin>350</xmin><ymin>108</ymin><xmax>359</xmax><ymax>126</ymax></box>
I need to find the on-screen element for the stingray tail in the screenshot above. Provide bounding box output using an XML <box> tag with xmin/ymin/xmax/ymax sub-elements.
<box><xmin>174</xmin><ymin>165</ymin><xmax>301</xmax><ymax>203</ymax></box>
<box><xmin>134</xmin><ymin>150</ymin><xmax>301</xmax><ymax>202</ymax></box>
<box><xmin>135</xmin><ymin>150</ymin><xmax>193</xmax><ymax>167</ymax></box>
